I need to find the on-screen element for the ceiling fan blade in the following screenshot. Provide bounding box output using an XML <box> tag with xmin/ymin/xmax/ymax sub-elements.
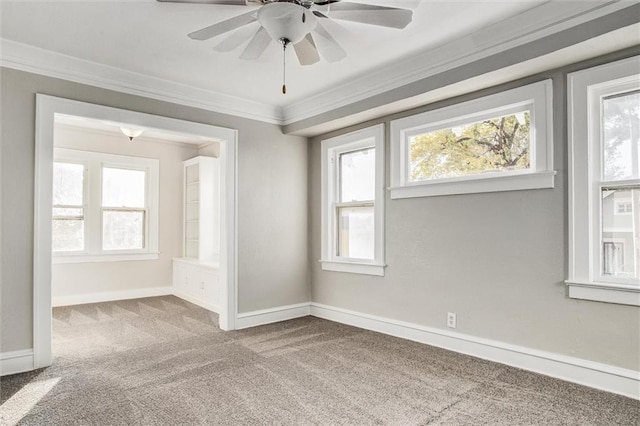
<box><xmin>313</xmin><ymin>21</ymin><xmax>346</xmax><ymax>63</ymax></box>
<box><xmin>213</xmin><ymin>22</ymin><xmax>259</xmax><ymax>52</ymax></box>
<box><xmin>323</xmin><ymin>2</ymin><xmax>413</xmax><ymax>29</ymax></box>
<box><xmin>157</xmin><ymin>0</ymin><xmax>253</xmax><ymax>5</ymax></box>
<box><xmin>240</xmin><ymin>27</ymin><xmax>271</xmax><ymax>60</ymax></box>
<box><xmin>188</xmin><ymin>11</ymin><xmax>257</xmax><ymax>40</ymax></box>
<box><xmin>293</xmin><ymin>34</ymin><xmax>320</xmax><ymax>66</ymax></box>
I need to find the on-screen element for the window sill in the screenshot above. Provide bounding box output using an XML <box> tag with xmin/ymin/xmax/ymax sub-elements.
<box><xmin>320</xmin><ymin>260</ymin><xmax>386</xmax><ymax>276</ymax></box>
<box><xmin>389</xmin><ymin>170</ymin><xmax>556</xmax><ymax>199</ymax></box>
<box><xmin>566</xmin><ymin>280</ymin><xmax>640</xmax><ymax>306</ymax></box>
<box><xmin>53</xmin><ymin>252</ymin><xmax>159</xmax><ymax>264</ymax></box>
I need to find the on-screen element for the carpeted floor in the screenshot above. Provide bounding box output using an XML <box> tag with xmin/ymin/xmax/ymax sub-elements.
<box><xmin>1</xmin><ymin>296</ymin><xmax>638</xmax><ymax>425</ymax></box>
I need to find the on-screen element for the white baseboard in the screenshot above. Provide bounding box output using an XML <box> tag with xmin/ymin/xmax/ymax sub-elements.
<box><xmin>236</xmin><ymin>302</ymin><xmax>311</xmax><ymax>329</ymax></box>
<box><xmin>52</xmin><ymin>286</ymin><xmax>173</xmax><ymax>307</ymax></box>
<box><xmin>310</xmin><ymin>303</ymin><xmax>640</xmax><ymax>400</ymax></box>
<box><xmin>1</xmin><ymin>350</ymin><xmax>34</xmax><ymax>376</ymax></box>
<box><xmin>172</xmin><ymin>290</ymin><xmax>219</xmax><ymax>314</ymax></box>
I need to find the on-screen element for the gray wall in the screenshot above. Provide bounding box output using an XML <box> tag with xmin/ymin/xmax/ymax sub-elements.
<box><xmin>0</xmin><ymin>67</ymin><xmax>309</xmax><ymax>353</ymax></box>
<box><xmin>308</xmin><ymin>49</ymin><xmax>640</xmax><ymax>371</ymax></box>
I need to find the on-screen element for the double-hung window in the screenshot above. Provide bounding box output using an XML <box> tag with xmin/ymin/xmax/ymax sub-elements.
<box><xmin>567</xmin><ymin>56</ymin><xmax>640</xmax><ymax>306</ymax></box>
<box><xmin>321</xmin><ymin>124</ymin><xmax>385</xmax><ymax>276</ymax></box>
<box><xmin>53</xmin><ymin>148</ymin><xmax>159</xmax><ymax>263</ymax></box>
<box><xmin>390</xmin><ymin>80</ymin><xmax>554</xmax><ymax>198</ymax></box>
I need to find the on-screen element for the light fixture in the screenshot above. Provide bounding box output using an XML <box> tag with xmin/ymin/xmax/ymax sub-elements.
<box><xmin>120</xmin><ymin>127</ymin><xmax>144</xmax><ymax>141</ymax></box>
<box><xmin>257</xmin><ymin>2</ymin><xmax>318</xmax><ymax>94</ymax></box>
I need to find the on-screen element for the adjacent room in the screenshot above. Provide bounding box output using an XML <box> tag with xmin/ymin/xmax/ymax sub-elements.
<box><xmin>1</xmin><ymin>0</ymin><xmax>639</xmax><ymax>424</ymax></box>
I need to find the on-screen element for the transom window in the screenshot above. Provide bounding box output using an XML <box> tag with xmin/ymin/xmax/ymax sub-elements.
<box><xmin>53</xmin><ymin>148</ymin><xmax>159</xmax><ymax>263</ymax></box>
<box><xmin>390</xmin><ymin>80</ymin><xmax>554</xmax><ymax>198</ymax></box>
<box><xmin>321</xmin><ymin>124</ymin><xmax>385</xmax><ymax>276</ymax></box>
<box><xmin>567</xmin><ymin>56</ymin><xmax>639</xmax><ymax>306</ymax></box>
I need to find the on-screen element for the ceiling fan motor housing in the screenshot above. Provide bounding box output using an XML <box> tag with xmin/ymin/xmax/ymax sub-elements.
<box><xmin>258</xmin><ymin>2</ymin><xmax>318</xmax><ymax>44</ymax></box>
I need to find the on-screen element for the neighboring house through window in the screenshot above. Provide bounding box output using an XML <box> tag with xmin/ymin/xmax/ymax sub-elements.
<box><xmin>567</xmin><ymin>56</ymin><xmax>639</xmax><ymax>306</ymax></box>
<box><xmin>321</xmin><ymin>124</ymin><xmax>385</xmax><ymax>276</ymax></box>
<box><xmin>53</xmin><ymin>148</ymin><xmax>160</xmax><ymax>263</ymax></box>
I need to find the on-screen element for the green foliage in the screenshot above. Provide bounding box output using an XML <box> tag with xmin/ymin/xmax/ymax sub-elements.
<box><xmin>410</xmin><ymin>113</ymin><xmax>530</xmax><ymax>181</ymax></box>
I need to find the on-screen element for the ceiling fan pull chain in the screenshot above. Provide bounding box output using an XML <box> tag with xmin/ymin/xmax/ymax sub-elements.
<box><xmin>282</xmin><ymin>39</ymin><xmax>287</xmax><ymax>95</ymax></box>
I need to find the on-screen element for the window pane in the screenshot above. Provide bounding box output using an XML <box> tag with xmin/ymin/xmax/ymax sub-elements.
<box><xmin>102</xmin><ymin>210</ymin><xmax>144</xmax><ymax>250</ymax></box>
<box><xmin>409</xmin><ymin>112</ymin><xmax>530</xmax><ymax>181</ymax></box>
<box><xmin>340</xmin><ymin>148</ymin><xmax>375</xmax><ymax>202</ymax></box>
<box><xmin>601</xmin><ymin>187</ymin><xmax>639</xmax><ymax>281</ymax></box>
<box><xmin>102</xmin><ymin>167</ymin><xmax>146</xmax><ymax>208</ymax></box>
<box><xmin>337</xmin><ymin>206</ymin><xmax>374</xmax><ymax>260</ymax></box>
<box><xmin>52</xmin><ymin>207</ymin><xmax>83</xmax><ymax>218</ymax></box>
<box><xmin>603</xmin><ymin>91</ymin><xmax>640</xmax><ymax>181</ymax></box>
<box><xmin>52</xmin><ymin>219</ymin><xmax>84</xmax><ymax>252</ymax></box>
<box><xmin>53</xmin><ymin>162</ymin><xmax>84</xmax><ymax>206</ymax></box>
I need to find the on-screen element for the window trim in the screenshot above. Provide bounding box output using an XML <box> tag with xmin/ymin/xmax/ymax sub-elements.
<box><xmin>320</xmin><ymin>124</ymin><xmax>385</xmax><ymax>276</ymax></box>
<box><xmin>53</xmin><ymin>148</ymin><xmax>160</xmax><ymax>263</ymax></box>
<box><xmin>566</xmin><ymin>56</ymin><xmax>640</xmax><ymax>306</ymax></box>
<box><xmin>390</xmin><ymin>80</ymin><xmax>555</xmax><ymax>199</ymax></box>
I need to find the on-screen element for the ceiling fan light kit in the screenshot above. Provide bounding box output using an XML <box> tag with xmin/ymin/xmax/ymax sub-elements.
<box><xmin>159</xmin><ymin>0</ymin><xmax>414</xmax><ymax>93</ymax></box>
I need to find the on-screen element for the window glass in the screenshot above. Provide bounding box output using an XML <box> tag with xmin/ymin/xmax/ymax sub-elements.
<box><xmin>340</xmin><ymin>147</ymin><xmax>375</xmax><ymax>202</ymax></box>
<box><xmin>337</xmin><ymin>206</ymin><xmax>374</xmax><ymax>260</ymax></box>
<box><xmin>602</xmin><ymin>91</ymin><xmax>640</xmax><ymax>182</ymax></box>
<box><xmin>600</xmin><ymin>186</ymin><xmax>638</xmax><ymax>281</ymax></box>
<box><xmin>102</xmin><ymin>167</ymin><xmax>146</xmax><ymax>208</ymax></box>
<box><xmin>53</xmin><ymin>162</ymin><xmax>84</xmax><ymax>206</ymax></box>
<box><xmin>409</xmin><ymin>112</ymin><xmax>530</xmax><ymax>182</ymax></box>
<box><xmin>102</xmin><ymin>210</ymin><xmax>145</xmax><ymax>250</ymax></box>
<box><xmin>53</xmin><ymin>162</ymin><xmax>84</xmax><ymax>252</ymax></box>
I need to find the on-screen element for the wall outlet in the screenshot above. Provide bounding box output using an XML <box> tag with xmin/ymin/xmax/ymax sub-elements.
<box><xmin>447</xmin><ymin>312</ymin><xmax>457</xmax><ymax>329</ymax></box>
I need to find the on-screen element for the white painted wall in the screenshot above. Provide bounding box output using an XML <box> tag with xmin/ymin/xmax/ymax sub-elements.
<box><xmin>51</xmin><ymin>124</ymin><xmax>199</xmax><ymax>302</ymax></box>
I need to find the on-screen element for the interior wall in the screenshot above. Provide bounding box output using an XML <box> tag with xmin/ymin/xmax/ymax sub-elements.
<box><xmin>0</xmin><ymin>67</ymin><xmax>309</xmax><ymax>353</ymax></box>
<box><xmin>308</xmin><ymin>49</ymin><xmax>640</xmax><ymax>371</ymax></box>
<box><xmin>51</xmin><ymin>124</ymin><xmax>199</xmax><ymax>299</ymax></box>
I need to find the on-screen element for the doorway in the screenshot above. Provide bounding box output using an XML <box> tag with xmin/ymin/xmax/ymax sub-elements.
<box><xmin>34</xmin><ymin>95</ymin><xmax>238</xmax><ymax>369</ymax></box>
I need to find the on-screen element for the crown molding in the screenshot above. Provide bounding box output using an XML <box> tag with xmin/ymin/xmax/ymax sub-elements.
<box><xmin>282</xmin><ymin>0</ymin><xmax>634</xmax><ymax>126</ymax></box>
<box><xmin>0</xmin><ymin>38</ymin><xmax>284</xmax><ymax>125</ymax></box>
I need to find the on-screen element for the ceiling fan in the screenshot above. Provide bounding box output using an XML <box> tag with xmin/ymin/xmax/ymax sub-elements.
<box><xmin>158</xmin><ymin>0</ymin><xmax>414</xmax><ymax>93</ymax></box>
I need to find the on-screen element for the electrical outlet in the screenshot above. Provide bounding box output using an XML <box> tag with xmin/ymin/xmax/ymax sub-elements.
<box><xmin>447</xmin><ymin>312</ymin><xmax>457</xmax><ymax>329</ymax></box>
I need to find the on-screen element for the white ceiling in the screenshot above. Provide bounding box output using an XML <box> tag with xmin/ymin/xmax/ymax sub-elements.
<box><xmin>0</xmin><ymin>0</ymin><xmax>637</xmax><ymax>130</ymax></box>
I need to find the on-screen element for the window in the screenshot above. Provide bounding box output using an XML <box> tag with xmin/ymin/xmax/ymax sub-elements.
<box><xmin>53</xmin><ymin>148</ymin><xmax>159</xmax><ymax>263</ymax></box>
<box><xmin>567</xmin><ymin>56</ymin><xmax>640</xmax><ymax>306</ymax></box>
<box><xmin>321</xmin><ymin>124</ymin><xmax>385</xmax><ymax>276</ymax></box>
<box><xmin>390</xmin><ymin>80</ymin><xmax>555</xmax><ymax>198</ymax></box>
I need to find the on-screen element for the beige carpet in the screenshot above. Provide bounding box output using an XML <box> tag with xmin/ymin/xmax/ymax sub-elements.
<box><xmin>1</xmin><ymin>296</ymin><xmax>638</xmax><ymax>425</ymax></box>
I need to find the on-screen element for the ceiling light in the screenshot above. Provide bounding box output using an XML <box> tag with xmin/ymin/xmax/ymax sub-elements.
<box><xmin>120</xmin><ymin>127</ymin><xmax>144</xmax><ymax>141</ymax></box>
<box><xmin>258</xmin><ymin>2</ymin><xmax>318</xmax><ymax>94</ymax></box>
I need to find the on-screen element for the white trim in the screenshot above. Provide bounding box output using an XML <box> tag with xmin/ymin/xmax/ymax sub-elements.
<box><xmin>321</xmin><ymin>124</ymin><xmax>385</xmax><ymax>275</ymax></box>
<box><xmin>0</xmin><ymin>39</ymin><xmax>282</xmax><ymax>125</ymax></box>
<box><xmin>566</xmin><ymin>281</ymin><xmax>640</xmax><ymax>307</ymax></box>
<box><xmin>236</xmin><ymin>303</ymin><xmax>311</xmax><ymax>330</ymax></box>
<box><xmin>34</xmin><ymin>94</ymin><xmax>238</xmax><ymax>372</ymax></box>
<box><xmin>567</xmin><ymin>56</ymin><xmax>640</xmax><ymax>304</ymax></box>
<box><xmin>310</xmin><ymin>303</ymin><xmax>640</xmax><ymax>400</ymax></box>
<box><xmin>282</xmin><ymin>1</ymin><xmax>633</xmax><ymax>125</ymax></box>
<box><xmin>173</xmin><ymin>289</ymin><xmax>219</xmax><ymax>314</ymax></box>
<box><xmin>319</xmin><ymin>260</ymin><xmax>386</xmax><ymax>277</ymax></box>
<box><xmin>53</xmin><ymin>253</ymin><xmax>159</xmax><ymax>264</ymax></box>
<box><xmin>52</xmin><ymin>286</ymin><xmax>173</xmax><ymax>307</ymax></box>
<box><xmin>390</xmin><ymin>80</ymin><xmax>554</xmax><ymax>199</ymax></box>
<box><xmin>389</xmin><ymin>171</ymin><xmax>557</xmax><ymax>199</ymax></box>
<box><xmin>0</xmin><ymin>350</ymin><xmax>35</xmax><ymax>377</ymax></box>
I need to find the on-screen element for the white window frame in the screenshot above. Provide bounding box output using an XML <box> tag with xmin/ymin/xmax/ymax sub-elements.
<box><xmin>321</xmin><ymin>124</ymin><xmax>385</xmax><ymax>276</ymax></box>
<box><xmin>567</xmin><ymin>56</ymin><xmax>640</xmax><ymax>306</ymax></box>
<box><xmin>389</xmin><ymin>80</ymin><xmax>555</xmax><ymax>199</ymax></box>
<box><xmin>53</xmin><ymin>148</ymin><xmax>160</xmax><ymax>263</ymax></box>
